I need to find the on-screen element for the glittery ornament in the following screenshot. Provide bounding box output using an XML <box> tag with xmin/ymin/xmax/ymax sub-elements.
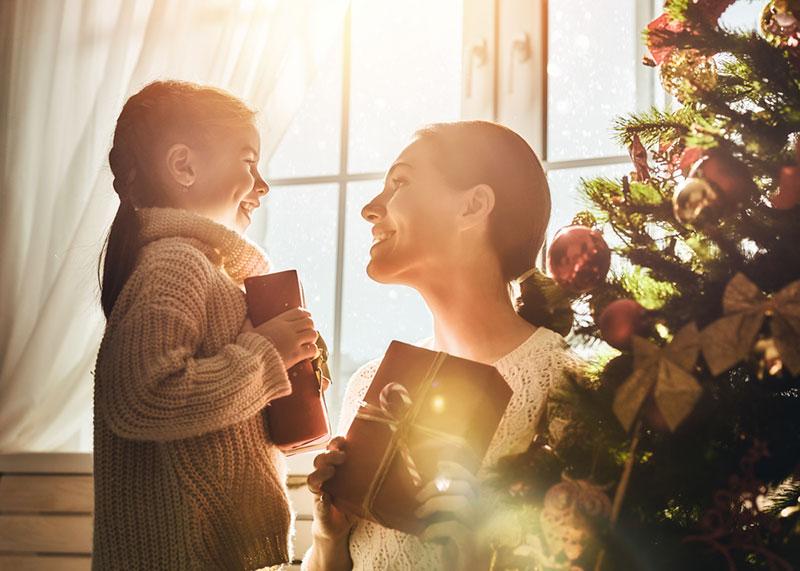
<box><xmin>599</xmin><ymin>300</ymin><xmax>648</xmax><ymax>350</ymax></box>
<box><xmin>760</xmin><ymin>0</ymin><xmax>800</xmax><ymax>48</ymax></box>
<box><xmin>660</xmin><ymin>49</ymin><xmax>717</xmax><ymax>103</ymax></box>
<box><xmin>547</xmin><ymin>226</ymin><xmax>611</xmax><ymax>294</ymax></box>
<box><xmin>539</xmin><ymin>475</ymin><xmax>611</xmax><ymax>565</ymax></box>
<box><xmin>673</xmin><ymin>176</ymin><xmax>722</xmax><ymax>224</ymax></box>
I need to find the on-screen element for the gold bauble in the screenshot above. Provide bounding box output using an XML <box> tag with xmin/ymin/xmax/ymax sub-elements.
<box><xmin>660</xmin><ymin>49</ymin><xmax>717</xmax><ymax>103</ymax></box>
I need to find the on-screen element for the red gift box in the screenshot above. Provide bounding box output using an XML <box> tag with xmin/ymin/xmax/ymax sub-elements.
<box><xmin>244</xmin><ymin>270</ymin><xmax>331</xmax><ymax>455</ymax></box>
<box><xmin>324</xmin><ymin>341</ymin><xmax>512</xmax><ymax>536</ymax></box>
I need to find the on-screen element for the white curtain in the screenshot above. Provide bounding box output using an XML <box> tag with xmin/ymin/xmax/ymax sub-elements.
<box><xmin>0</xmin><ymin>0</ymin><xmax>348</xmax><ymax>452</ymax></box>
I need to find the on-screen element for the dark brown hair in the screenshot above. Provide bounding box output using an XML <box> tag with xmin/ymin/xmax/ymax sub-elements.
<box><xmin>98</xmin><ymin>80</ymin><xmax>255</xmax><ymax>319</ymax></box>
<box><xmin>414</xmin><ymin>121</ymin><xmax>557</xmax><ymax>330</ymax></box>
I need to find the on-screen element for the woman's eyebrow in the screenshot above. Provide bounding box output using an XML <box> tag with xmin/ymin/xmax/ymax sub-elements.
<box><xmin>385</xmin><ymin>161</ymin><xmax>413</xmax><ymax>180</ymax></box>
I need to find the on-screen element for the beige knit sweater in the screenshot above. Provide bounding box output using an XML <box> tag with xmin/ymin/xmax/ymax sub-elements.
<box><xmin>93</xmin><ymin>207</ymin><xmax>294</xmax><ymax>570</ymax></box>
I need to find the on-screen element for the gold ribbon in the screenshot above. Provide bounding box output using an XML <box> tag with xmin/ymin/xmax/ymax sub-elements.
<box><xmin>702</xmin><ymin>273</ymin><xmax>800</xmax><ymax>376</ymax></box>
<box><xmin>613</xmin><ymin>323</ymin><xmax>702</xmax><ymax>432</ymax></box>
<box><xmin>354</xmin><ymin>352</ymin><xmax>469</xmax><ymax>524</ymax></box>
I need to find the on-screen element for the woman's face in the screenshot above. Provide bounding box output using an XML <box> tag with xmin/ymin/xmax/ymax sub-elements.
<box><xmin>187</xmin><ymin>122</ymin><xmax>268</xmax><ymax>234</ymax></box>
<box><xmin>361</xmin><ymin>138</ymin><xmax>466</xmax><ymax>285</ymax></box>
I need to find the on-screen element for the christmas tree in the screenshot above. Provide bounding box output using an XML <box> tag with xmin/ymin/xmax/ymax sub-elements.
<box><xmin>488</xmin><ymin>1</ymin><xmax>800</xmax><ymax>569</ymax></box>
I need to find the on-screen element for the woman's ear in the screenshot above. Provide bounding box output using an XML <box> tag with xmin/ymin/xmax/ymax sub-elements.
<box><xmin>459</xmin><ymin>183</ymin><xmax>496</xmax><ymax>230</ymax></box>
<box><xmin>165</xmin><ymin>143</ymin><xmax>197</xmax><ymax>189</ymax></box>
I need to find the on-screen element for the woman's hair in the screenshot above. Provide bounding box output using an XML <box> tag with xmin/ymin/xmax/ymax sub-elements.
<box><xmin>98</xmin><ymin>80</ymin><xmax>256</xmax><ymax>319</ymax></box>
<box><xmin>414</xmin><ymin>121</ymin><xmax>565</xmax><ymax>332</ymax></box>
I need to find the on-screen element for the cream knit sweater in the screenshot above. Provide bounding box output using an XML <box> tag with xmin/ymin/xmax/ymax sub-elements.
<box><xmin>93</xmin><ymin>207</ymin><xmax>294</xmax><ymax>570</ymax></box>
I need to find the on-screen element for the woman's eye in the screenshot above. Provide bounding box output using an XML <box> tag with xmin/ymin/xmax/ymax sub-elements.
<box><xmin>392</xmin><ymin>178</ymin><xmax>407</xmax><ymax>189</ymax></box>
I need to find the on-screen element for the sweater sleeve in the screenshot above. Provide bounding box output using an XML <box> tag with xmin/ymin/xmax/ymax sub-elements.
<box><xmin>96</xmin><ymin>241</ymin><xmax>292</xmax><ymax>442</ymax></box>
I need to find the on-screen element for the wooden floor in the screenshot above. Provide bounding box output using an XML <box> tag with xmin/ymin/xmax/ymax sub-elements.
<box><xmin>0</xmin><ymin>453</ymin><xmax>313</xmax><ymax>570</ymax></box>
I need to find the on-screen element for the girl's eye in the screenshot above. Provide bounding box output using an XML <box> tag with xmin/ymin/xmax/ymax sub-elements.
<box><xmin>392</xmin><ymin>177</ymin><xmax>407</xmax><ymax>190</ymax></box>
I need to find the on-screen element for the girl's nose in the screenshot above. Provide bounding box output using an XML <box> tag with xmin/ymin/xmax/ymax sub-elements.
<box><xmin>253</xmin><ymin>167</ymin><xmax>269</xmax><ymax>195</ymax></box>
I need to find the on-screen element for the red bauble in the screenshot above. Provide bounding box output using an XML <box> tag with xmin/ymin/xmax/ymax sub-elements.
<box><xmin>691</xmin><ymin>148</ymin><xmax>757</xmax><ymax>205</ymax></box>
<box><xmin>771</xmin><ymin>165</ymin><xmax>800</xmax><ymax>209</ymax></box>
<box><xmin>598</xmin><ymin>300</ymin><xmax>647</xmax><ymax>350</ymax></box>
<box><xmin>547</xmin><ymin>225</ymin><xmax>611</xmax><ymax>293</ymax></box>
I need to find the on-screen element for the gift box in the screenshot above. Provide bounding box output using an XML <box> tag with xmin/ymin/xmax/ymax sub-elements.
<box><xmin>244</xmin><ymin>270</ymin><xmax>331</xmax><ymax>455</ymax></box>
<box><xmin>324</xmin><ymin>341</ymin><xmax>512</xmax><ymax>536</ymax></box>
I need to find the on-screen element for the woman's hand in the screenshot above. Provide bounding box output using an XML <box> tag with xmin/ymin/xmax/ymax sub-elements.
<box><xmin>416</xmin><ymin>460</ymin><xmax>489</xmax><ymax>571</ymax></box>
<box><xmin>307</xmin><ymin>436</ymin><xmax>355</xmax><ymax>542</ymax></box>
<box><xmin>240</xmin><ymin>308</ymin><xmax>318</xmax><ymax>369</ymax></box>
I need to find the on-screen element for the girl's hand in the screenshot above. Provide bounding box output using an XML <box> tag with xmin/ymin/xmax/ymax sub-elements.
<box><xmin>307</xmin><ymin>436</ymin><xmax>355</xmax><ymax>542</ymax></box>
<box><xmin>241</xmin><ymin>308</ymin><xmax>318</xmax><ymax>369</ymax></box>
<box><xmin>416</xmin><ymin>460</ymin><xmax>487</xmax><ymax>571</ymax></box>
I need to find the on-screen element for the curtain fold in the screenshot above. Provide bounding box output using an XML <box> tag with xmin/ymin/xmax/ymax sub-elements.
<box><xmin>0</xmin><ymin>0</ymin><xmax>348</xmax><ymax>451</ymax></box>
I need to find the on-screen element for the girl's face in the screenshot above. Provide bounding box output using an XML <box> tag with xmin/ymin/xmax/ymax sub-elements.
<box><xmin>185</xmin><ymin>122</ymin><xmax>268</xmax><ymax>234</ymax></box>
<box><xmin>361</xmin><ymin>138</ymin><xmax>466</xmax><ymax>285</ymax></box>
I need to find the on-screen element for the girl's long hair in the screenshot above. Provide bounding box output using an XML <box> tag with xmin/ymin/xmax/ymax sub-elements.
<box><xmin>98</xmin><ymin>80</ymin><xmax>255</xmax><ymax>319</ymax></box>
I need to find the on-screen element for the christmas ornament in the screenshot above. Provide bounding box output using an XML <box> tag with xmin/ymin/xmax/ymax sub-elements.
<box><xmin>760</xmin><ymin>0</ymin><xmax>800</xmax><ymax>48</ymax></box>
<box><xmin>646</xmin><ymin>2</ymin><xmax>734</xmax><ymax>64</ymax></box>
<box><xmin>672</xmin><ymin>176</ymin><xmax>721</xmax><ymax>224</ymax></box>
<box><xmin>660</xmin><ymin>49</ymin><xmax>717</xmax><ymax>103</ymax></box>
<box><xmin>547</xmin><ymin>226</ymin><xmax>611</xmax><ymax>294</ymax></box>
<box><xmin>701</xmin><ymin>273</ymin><xmax>800</xmax><ymax>376</ymax></box>
<box><xmin>613</xmin><ymin>322</ymin><xmax>702</xmax><ymax>432</ymax></box>
<box><xmin>771</xmin><ymin>165</ymin><xmax>800</xmax><ymax>209</ymax></box>
<box><xmin>540</xmin><ymin>474</ymin><xmax>612</xmax><ymax>566</ymax></box>
<box><xmin>673</xmin><ymin>149</ymin><xmax>756</xmax><ymax>224</ymax></box>
<box><xmin>684</xmin><ymin>440</ymin><xmax>793</xmax><ymax>570</ymax></box>
<box><xmin>754</xmin><ymin>337</ymin><xmax>785</xmax><ymax>378</ymax></box>
<box><xmin>598</xmin><ymin>299</ymin><xmax>648</xmax><ymax>350</ymax></box>
<box><xmin>628</xmin><ymin>135</ymin><xmax>650</xmax><ymax>182</ymax></box>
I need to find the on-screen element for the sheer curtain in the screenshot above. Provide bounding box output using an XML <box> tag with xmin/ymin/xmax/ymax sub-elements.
<box><xmin>0</xmin><ymin>0</ymin><xmax>348</xmax><ymax>452</ymax></box>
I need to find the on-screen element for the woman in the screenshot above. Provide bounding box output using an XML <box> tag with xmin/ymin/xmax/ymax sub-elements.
<box><xmin>304</xmin><ymin>120</ymin><xmax>578</xmax><ymax>570</ymax></box>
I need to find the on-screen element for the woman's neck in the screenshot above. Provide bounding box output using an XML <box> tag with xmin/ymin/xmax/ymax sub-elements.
<box><xmin>416</xmin><ymin>266</ymin><xmax>536</xmax><ymax>365</ymax></box>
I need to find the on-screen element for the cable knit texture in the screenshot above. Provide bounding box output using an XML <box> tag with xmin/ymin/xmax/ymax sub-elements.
<box><xmin>93</xmin><ymin>207</ymin><xmax>294</xmax><ymax>570</ymax></box>
<box><xmin>328</xmin><ymin>327</ymin><xmax>579</xmax><ymax>571</ymax></box>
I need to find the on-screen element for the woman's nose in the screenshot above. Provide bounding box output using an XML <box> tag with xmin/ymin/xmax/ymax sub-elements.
<box><xmin>361</xmin><ymin>193</ymin><xmax>385</xmax><ymax>222</ymax></box>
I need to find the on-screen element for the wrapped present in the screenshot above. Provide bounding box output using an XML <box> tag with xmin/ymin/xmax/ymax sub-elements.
<box><xmin>244</xmin><ymin>270</ymin><xmax>331</xmax><ymax>455</ymax></box>
<box><xmin>324</xmin><ymin>341</ymin><xmax>512</xmax><ymax>535</ymax></box>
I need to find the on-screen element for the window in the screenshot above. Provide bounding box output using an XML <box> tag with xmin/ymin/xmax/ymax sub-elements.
<box><xmin>248</xmin><ymin>0</ymin><xmax>463</xmax><ymax>431</ymax></box>
<box><xmin>252</xmin><ymin>0</ymin><xmax>756</xmax><ymax>434</ymax></box>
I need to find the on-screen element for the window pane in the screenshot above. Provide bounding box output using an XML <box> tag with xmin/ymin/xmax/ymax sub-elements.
<box><xmin>339</xmin><ymin>181</ymin><xmax>433</xmax><ymax>383</ymax></box>
<box><xmin>547</xmin><ymin>163</ymin><xmax>631</xmax><ymax>240</ymax></box>
<box><xmin>249</xmin><ymin>184</ymin><xmax>339</xmax><ymax>349</ymax></box>
<box><xmin>266</xmin><ymin>33</ymin><xmax>343</xmax><ymax>179</ymax></box>
<box><xmin>719</xmin><ymin>2</ymin><xmax>760</xmax><ymax>30</ymax></box>
<box><xmin>348</xmin><ymin>0</ymin><xmax>463</xmax><ymax>173</ymax></box>
<box><xmin>547</xmin><ymin>0</ymin><xmax>639</xmax><ymax>161</ymax></box>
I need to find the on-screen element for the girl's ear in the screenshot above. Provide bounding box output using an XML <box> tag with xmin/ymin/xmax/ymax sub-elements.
<box><xmin>165</xmin><ymin>144</ymin><xmax>197</xmax><ymax>189</ymax></box>
<box><xmin>458</xmin><ymin>183</ymin><xmax>496</xmax><ymax>231</ymax></box>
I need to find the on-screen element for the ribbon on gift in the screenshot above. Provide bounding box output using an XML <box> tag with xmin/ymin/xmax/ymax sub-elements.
<box><xmin>701</xmin><ymin>273</ymin><xmax>800</xmax><ymax>376</ymax></box>
<box><xmin>613</xmin><ymin>322</ymin><xmax>703</xmax><ymax>432</ymax></box>
<box><xmin>355</xmin><ymin>352</ymin><xmax>470</xmax><ymax>523</ymax></box>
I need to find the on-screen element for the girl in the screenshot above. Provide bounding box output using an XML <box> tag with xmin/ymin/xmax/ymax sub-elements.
<box><xmin>304</xmin><ymin>121</ymin><xmax>578</xmax><ymax>570</ymax></box>
<box><xmin>93</xmin><ymin>80</ymin><xmax>319</xmax><ymax>569</ymax></box>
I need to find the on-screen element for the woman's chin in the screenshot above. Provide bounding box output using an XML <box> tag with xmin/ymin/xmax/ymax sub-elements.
<box><xmin>366</xmin><ymin>258</ymin><xmax>397</xmax><ymax>284</ymax></box>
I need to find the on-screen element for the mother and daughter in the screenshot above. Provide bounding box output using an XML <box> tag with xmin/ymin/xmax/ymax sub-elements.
<box><xmin>93</xmin><ymin>80</ymin><xmax>577</xmax><ymax>570</ymax></box>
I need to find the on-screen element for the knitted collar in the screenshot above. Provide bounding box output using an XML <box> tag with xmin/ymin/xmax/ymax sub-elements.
<box><xmin>137</xmin><ymin>207</ymin><xmax>269</xmax><ymax>284</ymax></box>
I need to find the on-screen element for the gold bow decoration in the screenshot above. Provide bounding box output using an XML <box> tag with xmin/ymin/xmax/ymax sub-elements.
<box><xmin>613</xmin><ymin>323</ymin><xmax>703</xmax><ymax>432</ymax></box>
<box><xmin>354</xmin><ymin>357</ymin><xmax>469</xmax><ymax>521</ymax></box>
<box><xmin>701</xmin><ymin>273</ymin><xmax>800</xmax><ymax>376</ymax></box>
